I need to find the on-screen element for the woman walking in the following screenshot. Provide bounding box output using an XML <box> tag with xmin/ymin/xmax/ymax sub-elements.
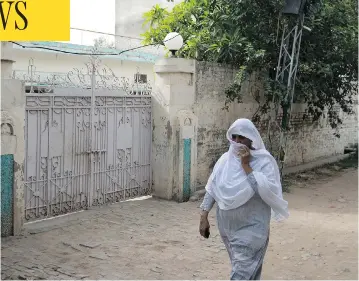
<box><xmin>199</xmin><ymin>118</ymin><xmax>289</xmax><ymax>280</ymax></box>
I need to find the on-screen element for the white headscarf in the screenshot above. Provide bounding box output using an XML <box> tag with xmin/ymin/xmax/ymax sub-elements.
<box><xmin>205</xmin><ymin>118</ymin><xmax>289</xmax><ymax>221</ymax></box>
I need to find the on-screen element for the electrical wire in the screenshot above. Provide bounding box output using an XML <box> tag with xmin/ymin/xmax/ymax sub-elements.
<box><xmin>10</xmin><ymin>41</ymin><xmax>158</xmax><ymax>56</ymax></box>
<box><xmin>9</xmin><ymin>34</ymin><xmax>179</xmax><ymax>56</ymax></box>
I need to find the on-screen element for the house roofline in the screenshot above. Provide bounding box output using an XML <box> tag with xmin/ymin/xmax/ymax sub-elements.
<box><xmin>13</xmin><ymin>41</ymin><xmax>161</xmax><ymax>63</ymax></box>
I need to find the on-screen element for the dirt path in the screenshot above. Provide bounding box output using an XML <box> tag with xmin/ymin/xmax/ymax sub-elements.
<box><xmin>1</xmin><ymin>169</ymin><xmax>358</xmax><ymax>280</ymax></box>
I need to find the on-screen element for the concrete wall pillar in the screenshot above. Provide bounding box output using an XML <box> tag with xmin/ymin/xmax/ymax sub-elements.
<box><xmin>152</xmin><ymin>58</ymin><xmax>198</xmax><ymax>202</ymax></box>
<box><xmin>175</xmin><ymin>110</ymin><xmax>198</xmax><ymax>202</ymax></box>
<box><xmin>1</xmin><ymin>42</ymin><xmax>15</xmax><ymax>79</ymax></box>
<box><xmin>1</xmin><ymin>42</ymin><xmax>25</xmax><ymax>236</ymax></box>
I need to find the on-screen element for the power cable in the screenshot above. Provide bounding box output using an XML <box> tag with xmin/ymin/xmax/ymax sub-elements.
<box><xmin>9</xmin><ymin>34</ymin><xmax>179</xmax><ymax>56</ymax></box>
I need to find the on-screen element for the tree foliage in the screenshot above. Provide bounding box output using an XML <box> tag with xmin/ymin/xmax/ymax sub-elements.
<box><xmin>93</xmin><ymin>36</ymin><xmax>116</xmax><ymax>49</ymax></box>
<box><xmin>141</xmin><ymin>0</ymin><xmax>358</xmax><ymax>130</ymax></box>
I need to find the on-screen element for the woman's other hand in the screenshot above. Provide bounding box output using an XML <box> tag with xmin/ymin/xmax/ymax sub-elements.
<box><xmin>199</xmin><ymin>211</ymin><xmax>210</xmax><ymax>238</ymax></box>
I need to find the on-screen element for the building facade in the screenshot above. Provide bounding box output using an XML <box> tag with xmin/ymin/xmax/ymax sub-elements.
<box><xmin>11</xmin><ymin>41</ymin><xmax>159</xmax><ymax>89</ymax></box>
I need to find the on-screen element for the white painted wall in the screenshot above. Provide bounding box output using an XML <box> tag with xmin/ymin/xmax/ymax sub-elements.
<box><xmin>12</xmin><ymin>48</ymin><xmax>156</xmax><ymax>88</ymax></box>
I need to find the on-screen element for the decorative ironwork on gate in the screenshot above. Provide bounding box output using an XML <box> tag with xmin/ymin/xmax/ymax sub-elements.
<box><xmin>16</xmin><ymin>57</ymin><xmax>152</xmax><ymax>221</ymax></box>
<box><xmin>13</xmin><ymin>58</ymin><xmax>152</xmax><ymax>95</ymax></box>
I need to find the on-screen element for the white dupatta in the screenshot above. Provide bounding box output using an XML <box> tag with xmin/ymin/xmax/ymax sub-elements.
<box><xmin>205</xmin><ymin>119</ymin><xmax>289</xmax><ymax>221</ymax></box>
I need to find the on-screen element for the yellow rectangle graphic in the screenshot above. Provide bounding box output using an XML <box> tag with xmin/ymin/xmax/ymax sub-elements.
<box><xmin>0</xmin><ymin>0</ymin><xmax>70</xmax><ymax>41</ymax></box>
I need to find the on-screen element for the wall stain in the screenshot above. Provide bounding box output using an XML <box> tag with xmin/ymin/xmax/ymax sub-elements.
<box><xmin>165</xmin><ymin>120</ymin><xmax>172</xmax><ymax>140</ymax></box>
<box><xmin>13</xmin><ymin>162</ymin><xmax>23</xmax><ymax>174</ymax></box>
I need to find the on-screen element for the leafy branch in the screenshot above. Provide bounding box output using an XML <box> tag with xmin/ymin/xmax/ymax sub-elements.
<box><xmin>141</xmin><ymin>0</ymin><xmax>358</xmax><ymax>136</ymax></box>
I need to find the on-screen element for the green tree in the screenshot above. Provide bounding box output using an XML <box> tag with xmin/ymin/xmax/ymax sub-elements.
<box><xmin>141</xmin><ymin>0</ymin><xmax>358</xmax><ymax>132</ymax></box>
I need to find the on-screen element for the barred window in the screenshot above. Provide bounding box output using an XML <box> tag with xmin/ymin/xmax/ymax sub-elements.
<box><xmin>134</xmin><ymin>73</ymin><xmax>147</xmax><ymax>84</ymax></box>
<box><xmin>25</xmin><ymin>85</ymin><xmax>54</xmax><ymax>94</ymax></box>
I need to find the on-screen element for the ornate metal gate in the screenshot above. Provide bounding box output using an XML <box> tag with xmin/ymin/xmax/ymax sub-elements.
<box><xmin>15</xmin><ymin>58</ymin><xmax>152</xmax><ymax>222</ymax></box>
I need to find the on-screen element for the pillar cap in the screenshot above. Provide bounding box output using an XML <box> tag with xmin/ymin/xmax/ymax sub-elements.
<box><xmin>154</xmin><ymin>58</ymin><xmax>195</xmax><ymax>74</ymax></box>
<box><xmin>1</xmin><ymin>42</ymin><xmax>15</xmax><ymax>63</ymax></box>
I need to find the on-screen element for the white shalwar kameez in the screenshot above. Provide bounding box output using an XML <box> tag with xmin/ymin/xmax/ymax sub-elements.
<box><xmin>200</xmin><ymin>118</ymin><xmax>289</xmax><ymax>280</ymax></box>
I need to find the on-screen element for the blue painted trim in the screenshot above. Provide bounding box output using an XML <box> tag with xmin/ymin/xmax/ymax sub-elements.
<box><xmin>1</xmin><ymin>154</ymin><xmax>14</xmax><ymax>237</ymax></box>
<box><xmin>183</xmin><ymin>138</ymin><xmax>191</xmax><ymax>201</ymax></box>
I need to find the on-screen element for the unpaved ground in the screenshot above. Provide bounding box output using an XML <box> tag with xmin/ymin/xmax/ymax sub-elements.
<box><xmin>1</xmin><ymin>168</ymin><xmax>358</xmax><ymax>280</ymax></box>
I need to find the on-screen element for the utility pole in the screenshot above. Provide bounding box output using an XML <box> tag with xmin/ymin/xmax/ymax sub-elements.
<box><xmin>271</xmin><ymin>0</ymin><xmax>306</xmax><ymax>174</ymax></box>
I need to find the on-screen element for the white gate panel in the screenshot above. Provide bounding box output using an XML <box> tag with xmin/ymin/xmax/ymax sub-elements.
<box><xmin>24</xmin><ymin>96</ymin><xmax>94</xmax><ymax>220</ymax></box>
<box><xmin>24</xmin><ymin>97</ymin><xmax>50</xmax><ymax>220</ymax></box>
<box><xmin>91</xmin><ymin>96</ymin><xmax>152</xmax><ymax>206</ymax></box>
<box><xmin>47</xmin><ymin>96</ymin><xmax>92</xmax><ymax>217</ymax></box>
<box><xmin>20</xmin><ymin>58</ymin><xmax>153</xmax><ymax>222</ymax></box>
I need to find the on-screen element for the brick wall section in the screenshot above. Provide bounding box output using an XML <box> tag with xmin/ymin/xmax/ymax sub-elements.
<box><xmin>194</xmin><ymin>62</ymin><xmax>234</xmax><ymax>187</ymax></box>
<box><xmin>193</xmin><ymin>62</ymin><xmax>260</xmax><ymax>187</ymax></box>
<box><xmin>193</xmin><ymin>61</ymin><xmax>358</xmax><ymax>188</ymax></box>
